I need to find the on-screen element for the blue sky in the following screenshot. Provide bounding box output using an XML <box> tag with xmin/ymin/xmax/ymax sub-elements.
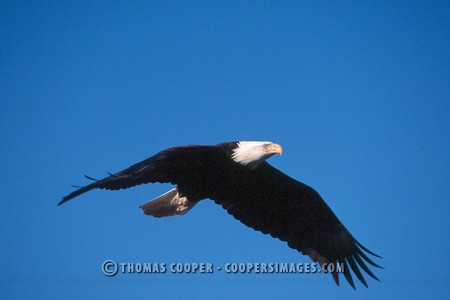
<box><xmin>1</xmin><ymin>0</ymin><xmax>449</xmax><ymax>299</ymax></box>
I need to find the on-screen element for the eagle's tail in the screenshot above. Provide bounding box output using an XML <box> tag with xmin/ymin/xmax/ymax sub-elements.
<box><xmin>139</xmin><ymin>188</ymin><xmax>197</xmax><ymax>218</ymax></box>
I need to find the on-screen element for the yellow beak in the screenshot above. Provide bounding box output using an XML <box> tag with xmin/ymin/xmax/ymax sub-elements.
<box><xmin>269</xmin><ymin>143</ymin><xmax>283</xmax><ymax>156</ymax></box>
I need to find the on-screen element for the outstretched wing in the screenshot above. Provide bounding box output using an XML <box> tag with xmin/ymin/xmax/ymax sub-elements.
<box><xmin>59</xmin><ymin>145</ymin><xmax>226</xmax><ymax>205</ymax></box>
<box><xmin>213</xmin><ymin>162</ymin><xmax>382</xmax><ymax>288</ymax></box>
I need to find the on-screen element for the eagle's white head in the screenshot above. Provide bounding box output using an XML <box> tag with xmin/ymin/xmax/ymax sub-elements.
<box><xmin>232</xmin><ymin>141</ymin><xmax>282</xmax><ymax>169</ymax></box>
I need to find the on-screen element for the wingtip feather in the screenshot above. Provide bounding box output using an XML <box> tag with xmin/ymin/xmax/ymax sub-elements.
<box><xmin>356</xmin><ymin>241</ymin><xmax>382</xmax><ymax>258</ymax></box>
<box><xmin>341</xmin><ymin>259</ymin><xmax>356</xmax><ymax>289</ymax></box>
<box><xmin>347</xmin><ymin>256</ymin><xmax>368</xmax><ymax>288</ymax></box>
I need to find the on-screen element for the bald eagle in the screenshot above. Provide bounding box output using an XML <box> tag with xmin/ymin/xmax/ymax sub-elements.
<box><xmin>59</xmin><ymin>141</ymin><xmax>381</xmax><ymax>288</ymax></box>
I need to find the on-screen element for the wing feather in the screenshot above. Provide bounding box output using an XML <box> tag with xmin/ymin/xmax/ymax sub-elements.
<box><xmin>213</xmin><ymin>162</ymin><xmax>381</xmax><ymax>288</ymax></box>
<box><xmin>59</xmin><ymin>145</ymin><xmax>224</xmax><ymax>205</ymax></box>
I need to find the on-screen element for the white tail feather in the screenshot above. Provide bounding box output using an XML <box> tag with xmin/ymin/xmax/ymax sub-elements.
<box><xmin>139</xmin><ymin>188</ymin><xmax>196</xmax><ymax>218</ymax></box>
